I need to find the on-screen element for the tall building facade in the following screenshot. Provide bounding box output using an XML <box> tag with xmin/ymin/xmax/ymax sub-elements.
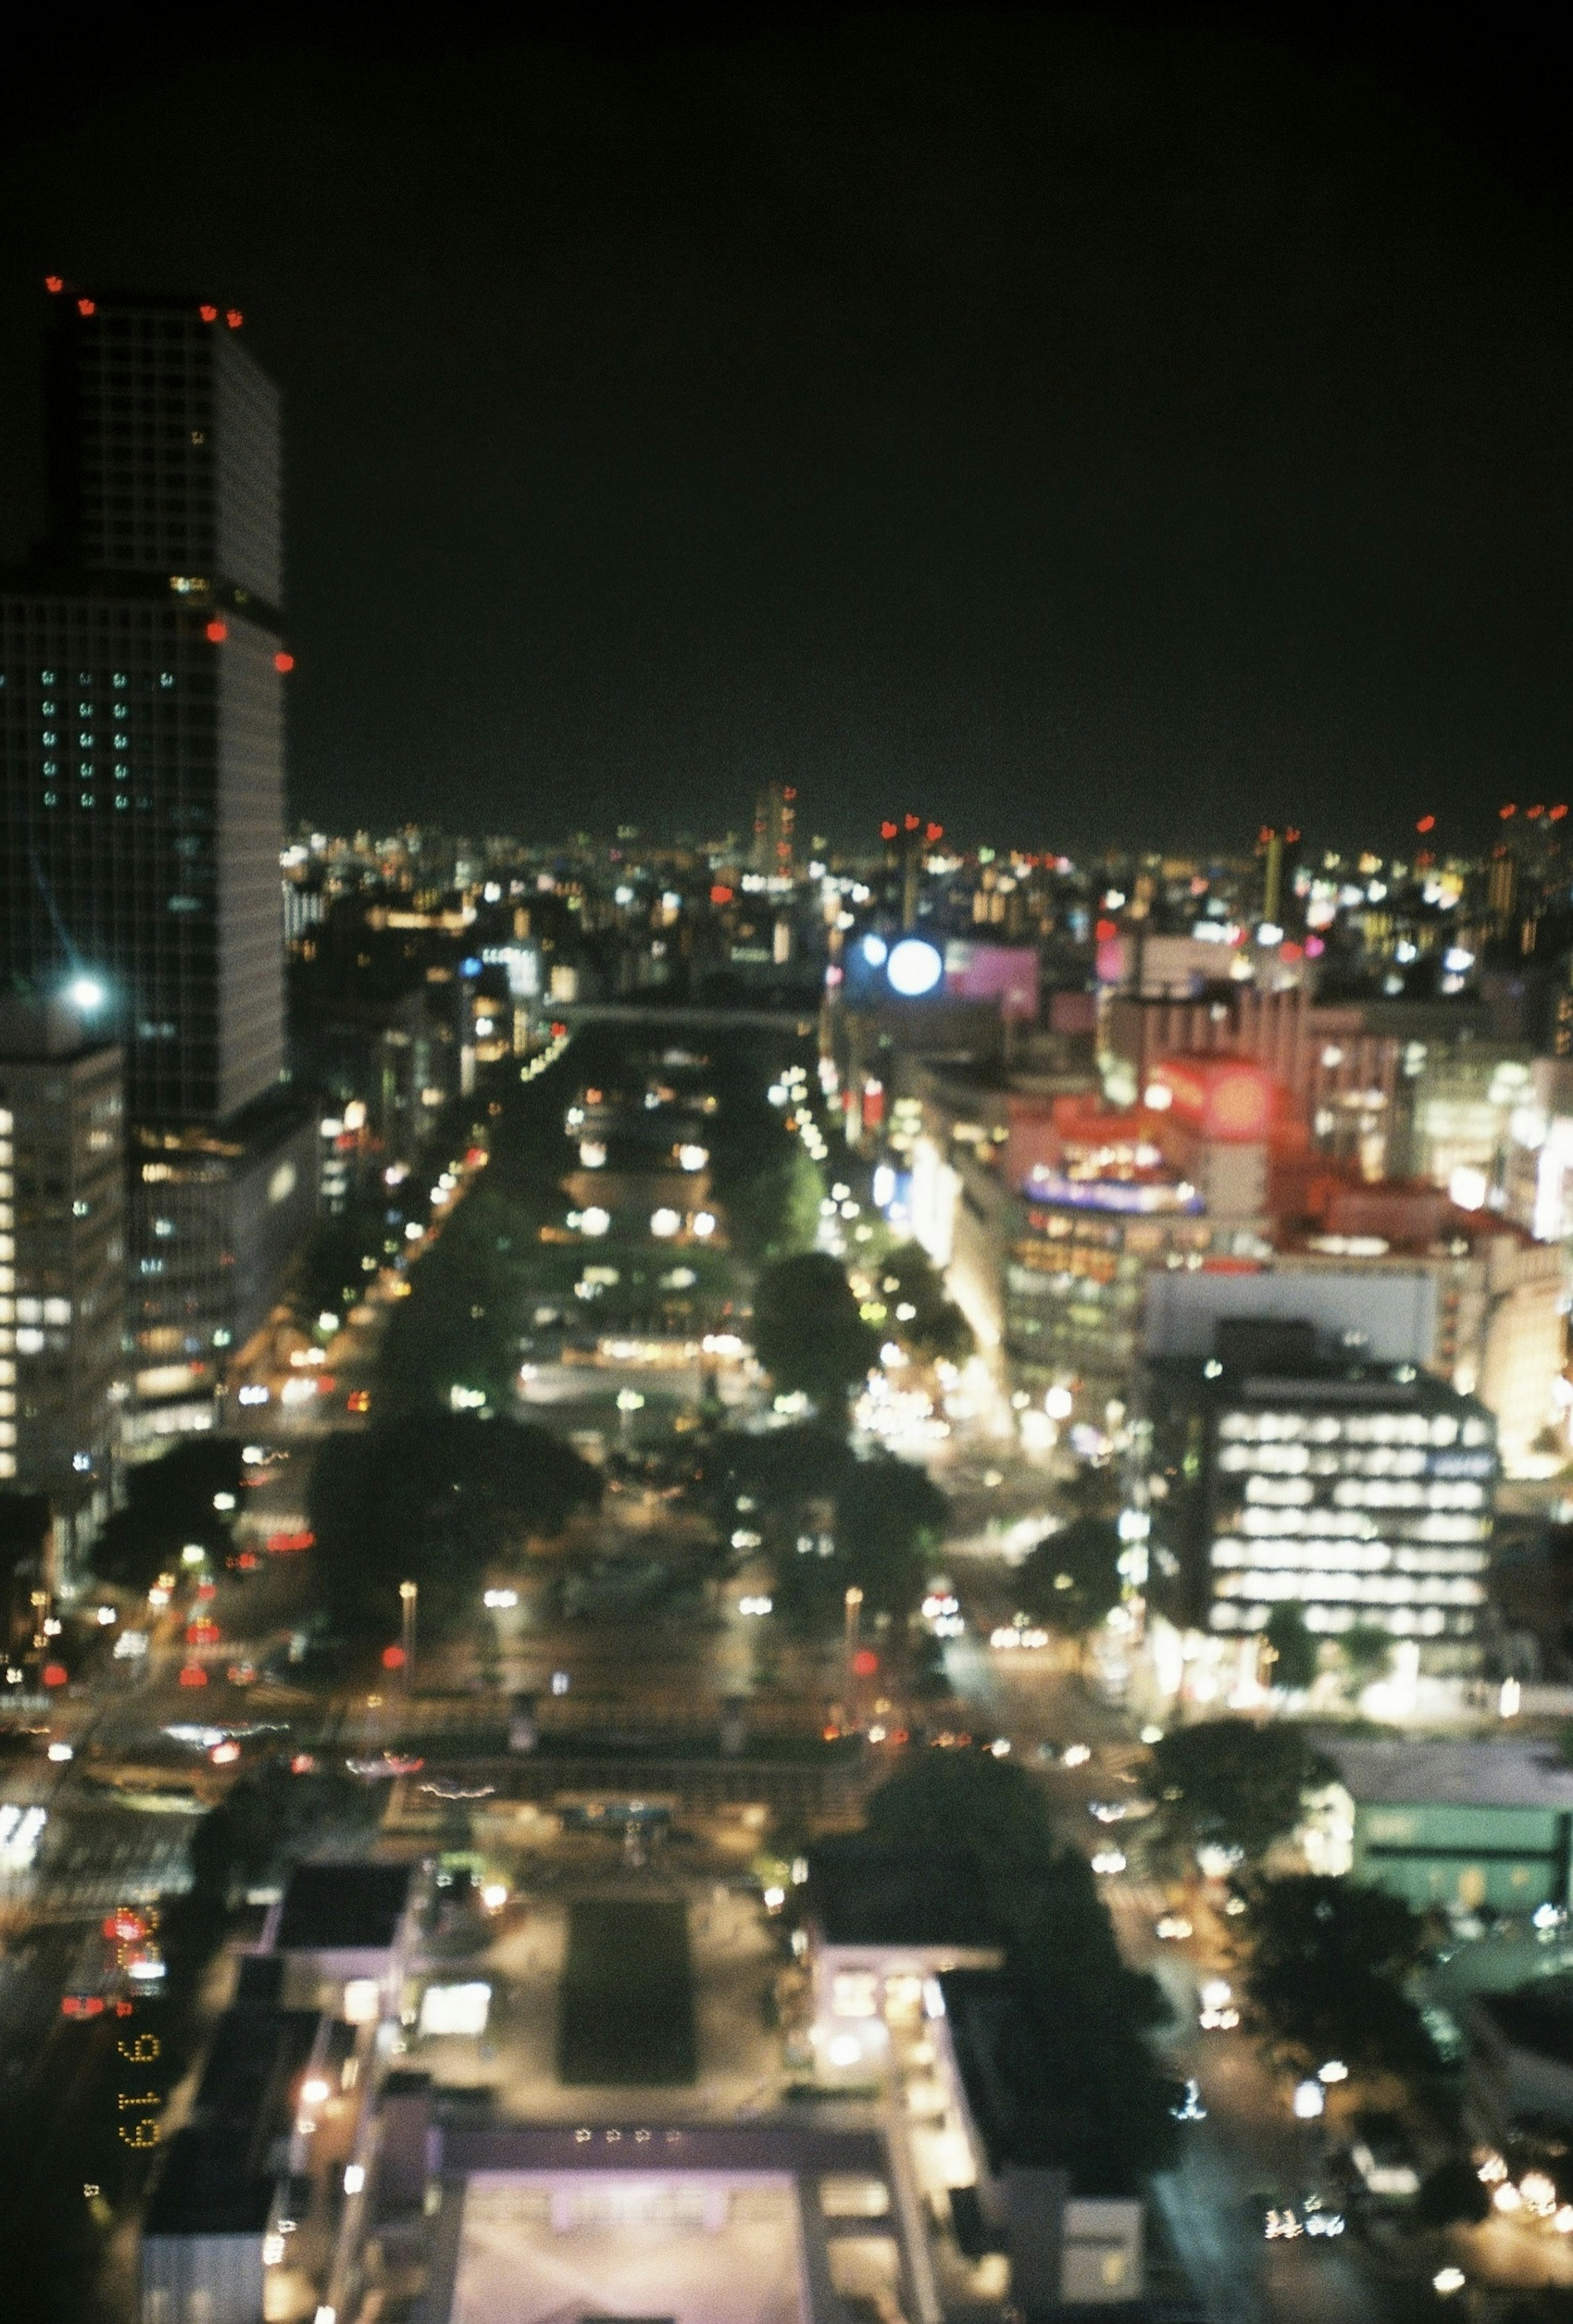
<box><xmin>751</xmin><ymin>781</ymin><xmax>797</xmax><ymax>878</ymax></box>
<box><xmin>0</xmin><ymin>996</ymin><xmax>126</xmax><ymax>1568</ymax></box>
<box><xmin>1139</xmin><ymin>1329</ymin><xmax>1497</xmax><ymax>1675</ymax></box>
<box><xmin>1</xmin><ymin>286</ymin><xmax>310</xmax><ymax>1436</ymax></box>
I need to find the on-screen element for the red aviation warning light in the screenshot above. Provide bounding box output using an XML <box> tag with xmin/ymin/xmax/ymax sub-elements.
<box><xmin>199</xmin><ymin>304</ymin><xmax>218</xmax><ymax>322</ymax></box>
<box><xmin>1501</xmin><ymin>804</ymin><xmax>1517</xmax><ymax>819</ymax></box>
<box><xmin>205</xmin><ymin>620</ymin><xmax>227</xmax><ymax>643</ymax></box>
<box><xmin>925</xmin><ymin>822</ymin><xmax>944</xmax><ymax>843</ymax></box>
<box><xmin>274</xmin><ymin>651</ymin><xmax>295</xmax><ymax>674</ymax></box>
<box><xmin>880</xmin><ymin>821</ymin><xmax>898</xmax><ymax>841</ymax></box>
<box><xmin>1416</xmin><ymin>815</ymin><xmax>1435</xmax><ymax>833</ymax></box>
<box><xmin>44</xmin><ymin>275</ymin><xmax>63</xmax><ymax>293</ymax></box>
<box><xmin>224</xmin><ymin>309</ymin><xmax>243</xmax><ymax>329</ymax></box>
<box><xmin>76</xmin><ymin>298</ymin><xmax>95</xmax><ymax>318</ymax></box>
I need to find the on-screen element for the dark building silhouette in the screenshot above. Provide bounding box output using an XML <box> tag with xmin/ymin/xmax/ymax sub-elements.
<box><xmin>1</xmin><ymin>286</ymin><xmax>312</xmax><ymax>1440</ymax></box>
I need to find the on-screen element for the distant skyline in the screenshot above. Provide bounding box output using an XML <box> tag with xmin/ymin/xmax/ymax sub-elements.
<box><xmin>2</xmin><ymin>9</ymin><xmax>1569</xmax><ymax>856</ymax></box>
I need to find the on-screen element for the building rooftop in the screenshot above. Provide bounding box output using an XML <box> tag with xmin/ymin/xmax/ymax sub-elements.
<box><xmin>426</xmin><ymin>2123</ymin><xmax>906</xmax><ymax>2324</ymax></box>
<box><xmin>1319</xmin><ymin>1737</ymin><xmax>1573</xmax><ymax>1813</ymax></box>
<box><xmin>142</xmin><ymin>2005</ymin><xmax>319</xmax><ymax>2238</ymax></box>
<box><xmin>1146</xmin><ymin>1347</ymin><xmax>1496</xmax><ymax>1421</ymax></box>
<box><xmin>937</xmin><ymin>1970</ymin><xmax>1137</xmax><ymax>2196</ymax></box>
<box><xmin>276</xmin><ymin>1861</ymin><xmax>414</xmax><ymax>1952</ymax></box>
<box><xmin>806</xmin><ymin>1840</ymin><xmax>999</xmax><ymax>1950</ymax></box>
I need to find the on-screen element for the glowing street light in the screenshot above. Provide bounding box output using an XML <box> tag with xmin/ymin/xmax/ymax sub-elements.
<box><xmin>399</xmin><ymin>1580</ymin><xmax>417</xmax><ymax>1686</ymax></box>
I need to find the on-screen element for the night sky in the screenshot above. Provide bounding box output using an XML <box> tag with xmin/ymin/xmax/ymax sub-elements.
<box><xmin>2</xmin><ymin>9</ymin><xmax>1569</xmax><ymax>857</ymax></box>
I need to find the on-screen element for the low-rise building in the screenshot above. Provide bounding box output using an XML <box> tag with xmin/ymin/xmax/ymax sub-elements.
<box><xmin>421</xmin><ymin>2120</ymin><xmax>932</xmax><ymax>2324</ymax></box>
<box><xmin>932</xmin><ymin>1970</ymin><xmax>1145</xmax><ymax>2307</ymax></box>
<box><xmin>263</xmin><ymin>1859</ymin><xmax>419</xmax><ymax>2023</ymax></box>
<box><xmin>803</xmin><ymin>1839</ymin><xmax>1003</xmax><ymax>2087</ymax></box>
<box><xmin>141</xmin><ymin>1998</ymin><xmax>323</xmax><ymax>2324</ymax></box>
<box><xmin>1310</xmin><ymin>1736</ymin><xmax>1573</xmax><ymax>1915</ymax></box>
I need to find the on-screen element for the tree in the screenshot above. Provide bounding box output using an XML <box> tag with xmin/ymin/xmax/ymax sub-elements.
<box><xmin>1016</xmin><ymin>1516</ymin><xmax>1122</xmax><ymax>1636</ymax></box>
<box><xmin>723</xmin><ymin>1144</ymin><xmax>825</xmax><ymax>1265</ymax></box>
<box><xmin>1005</xmin><ymin>1867</ymin><xmax>1180</xmax><ymax>2182</ymax></box>
<box><xmin>1242</xmin><ymin>1874</ymin><xmax>1432</xmax><ymax>2074</ymax></box>
<box><xmin>1341</xmin><ymin>1624</ymin><xmax>1391</xmax><ymax>1688</ymax></box>
<box><xmin>1148</xmin><ymin>1720</ymin><xmax>1336</xmax><ymax>1867</ymax></box>
<box><xmin>698</xmin><ymin>1040</ymin><xmax>824</xmax><ymax>1265</ymax></box>
<box><xmin>91</xmin><ymin>1437</ymin><xmax>244</xmax><ymax>1593</ymax></box>
<box><xmin>308</xmin><ymin>1412</ymin><xmax>601</xmax><ymax>1642</ymax></box>
<box><xmin>863</xmin><ymin>1751</ymin><xmax>1177</xmax><ymax>2181</ymax></box>
<box><xmin>281</xmin><ymin>1201</ymin><xmax>385</xmax><ymax>1330</ymax></box>
<box><xmin>378</xmin><ymin>1183</ymin><xmax>555</xmax><ymax>1414</ymax></box>
<box><xmin>757</xmin><ymin>1448</ymin><xmax>948</xmax><ymax>1634</ymax></box>
<box><xmin>1264</xmin><ymin>1605</ymin><xmax>1318</xmax><ymax>1693</ymax></box>
<box><xmin>859</xmin><ymin>1242</ymin><xmax>973</xmax><ymax>1367</ymax></box>
<box><xmin>864</xmin><ymin>1745</ymin><xmax>1062</xmax><ymax>1909</ymax></box>
<box><xmin>752</xmin><ymin>1253</ymin><xmax>880</xmax><ymax>1416</ymax></box>
<box><xmin>834</xmin><ymin>1456</ymin><xmax>949</xmax><ymax>1618</ymax></box>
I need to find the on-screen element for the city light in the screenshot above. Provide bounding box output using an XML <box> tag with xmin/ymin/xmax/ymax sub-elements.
<box><xmin>64</xmin><ymin>975</ymin><xmax>107</xmax><ymax>1011</ymax></box>
<box><xmin>886</xmin><ymin>937</ymin><xmax>943</xmax><ymax>996</ymax></box>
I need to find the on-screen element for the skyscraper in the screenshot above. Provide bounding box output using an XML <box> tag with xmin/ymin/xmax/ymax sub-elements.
<box><xmin>1</xmin><ymin>285</ymin><xmax>313</xmax><ymax>1436</ymax></box>
<box><xmin>751</xmin><ymin>781</ymin><xmax>797</xmax><ymax>879</ymax></box>
<box><xmin>3</xmin><ymin>288</ymin><xmax>286</xmax><ymax>1119</ymax></box>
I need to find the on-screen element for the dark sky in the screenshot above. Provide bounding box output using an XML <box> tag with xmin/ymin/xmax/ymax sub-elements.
<box><xmin>2</xmin><ymin>8</ymin><xmax>1569</xmax><ymax>857</ymax></box>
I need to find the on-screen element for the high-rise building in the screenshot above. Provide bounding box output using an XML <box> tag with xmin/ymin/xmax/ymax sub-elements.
<box><xmin>0</xmin><ymin>995</ymin><xmax>125</xmax><ymax>1569</ymax></box>
<box><xmin>2</xmin><ymin>288</ymin><xmax>286</xmax><ymax>1119</ymax></box>
<box><xmin>1</xmin><ymin>285</ymin><xmax>311</xmax><ymax>1433</ymax></box>
<box><xmin>751</xmin><ymin>781</ymin><xmax>797</xmax><ymax>879</ymax></box>
<box><xmin>1138</xmin><ymin>1323</ymin><xmax>1497</xmax><ymax>1675</ymax></box>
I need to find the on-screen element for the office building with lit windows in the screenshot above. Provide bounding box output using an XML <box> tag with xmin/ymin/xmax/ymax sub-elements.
<box><xmin>0</xmin><ymin>995</ymin><xmax>125</xmax><ymax>1565</ymax></box>
<box><xmin>1140</xmin><ymin>1322</ymin><xmax>1497</xmax><ymax>1671</ymax></box>
<box><xmin>0</xmin><ymin>286</ymin><xmax>311</xmax><ymax>1431</ymax></box>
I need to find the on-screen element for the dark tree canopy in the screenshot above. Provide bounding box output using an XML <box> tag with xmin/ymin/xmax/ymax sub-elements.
<box><xmin>308</xmin><ymin>1412</ymin><xmax>601</xmax><ymax>1641</ymax></box>
<box><xmin>863</xmin><ymin>1750</ymin><xmax>1176</xmax><ymax>2182</ymax></box>
<box><xmin>90</xmin><ymin>1437</ymin><xmax>245</xmax><ymax>1593</ymax></box>
<box><xmin>866</xmin><ymin>1242</ymin><xmax>973</xmax><ymax>1367</ymax></box>
<box><xmin>1264</xmin><ymin>1604</ymin><xmax>1319</xmax><ymax>1693</ymax></box>
<box><xmin>864</xmin><ymin>1748</ymin><xmax>1063</xmax><ymax>1913</ymax></box>
<box><xmin>1243</xmin><ymin>1874</ymin><xmax>1432</xmax><ymax>2074</ymax></box>
<box><xmin>1017</xmin><ymin>1516</ymin><xmax>1123</xmax><ymax>1636</ymax></box>
<box><xmin>1148</xmin><ymin>1719</ymin><xmax>1337</xmax><ymax>1866</ymax></box>
<box><xmin>752</xmin><ymin>1253</ymin><xmax>880</xmax><ymax>1415</ymax></box>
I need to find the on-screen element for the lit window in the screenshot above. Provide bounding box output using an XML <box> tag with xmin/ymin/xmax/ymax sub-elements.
<box><xmin>832</xmin><ymin>1971</ymin><xmax>880</xmax><ymax>2018</ymax></box>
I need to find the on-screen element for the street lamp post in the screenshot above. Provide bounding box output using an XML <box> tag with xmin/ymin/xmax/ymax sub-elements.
<box><xmin>399</xmin><ymin>1580</ymin><xmax>417</xmax><ymax>1690</ymax></box>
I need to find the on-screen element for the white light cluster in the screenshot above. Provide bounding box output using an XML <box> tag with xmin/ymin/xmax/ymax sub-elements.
<box><xmin>519</xmin><ymin>1029</ymin><xmax>571</xmax><ymax>1085</ymax></box>
<box><xmin>1206</xmin><ymin>1399</ymin><xmax>1496</xmax><ymax>1637</ymax></box>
